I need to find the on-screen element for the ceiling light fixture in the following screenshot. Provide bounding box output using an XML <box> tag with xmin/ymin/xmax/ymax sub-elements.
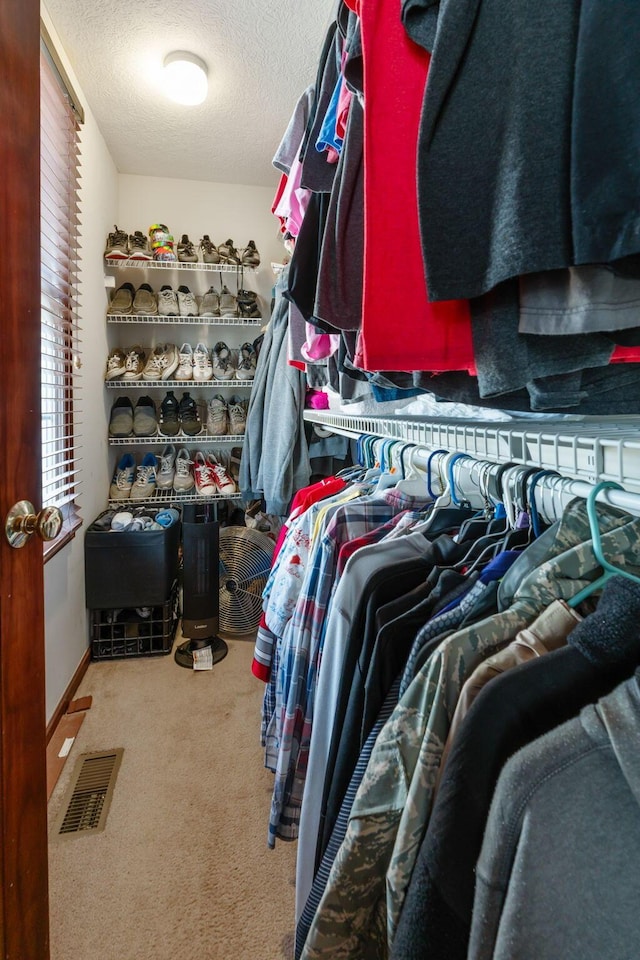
<box><xmin>163</xmin><ymin>51</ymin><xmax>208</xmax><ymax>106</ymax></box>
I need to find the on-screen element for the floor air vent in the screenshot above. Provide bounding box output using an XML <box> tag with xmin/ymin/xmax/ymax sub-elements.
<box><xmin>54</xmin><ymin>749</ymin><xmax>123</xmax><ymax>837</ymax></box>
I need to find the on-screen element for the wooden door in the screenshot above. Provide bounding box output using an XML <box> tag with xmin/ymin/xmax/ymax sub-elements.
<box><xmin>0</xmin><ymin>0</ymin><xmax>50</xmax><ymax>955</ymax></box>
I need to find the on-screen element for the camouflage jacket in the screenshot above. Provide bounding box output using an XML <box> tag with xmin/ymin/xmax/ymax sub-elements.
<box><xmin>299</xmin><ymin>500</ymin><xmax>640</xmax><ymax>960</ymax></box>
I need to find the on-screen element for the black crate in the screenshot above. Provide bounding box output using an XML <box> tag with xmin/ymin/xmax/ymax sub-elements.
<box><xmin>85</xmin><ymin>510</ymin><xmax>181</xmax><ymax>608</ymax></box>
<box><xmin>90</xmin><ymin>581</ymin><xmax>180</xmax><ymax>661</ymax></box>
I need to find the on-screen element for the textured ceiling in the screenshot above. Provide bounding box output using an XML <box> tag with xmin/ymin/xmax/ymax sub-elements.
<box><xmin>44</xmin><ymin>0</ymin><xmax>335</xmax><ymax>187</ymax></box>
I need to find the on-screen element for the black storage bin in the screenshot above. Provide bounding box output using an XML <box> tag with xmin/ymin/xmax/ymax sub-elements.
<box><xmin>84</xmin><ymin>510</ymin><xmax>181</xmax><ymax>608</ymax></box>
<box><xmin>90</xmin><ymin>580</ymin><xmax>179</xmax><ymax>661</ymax></box>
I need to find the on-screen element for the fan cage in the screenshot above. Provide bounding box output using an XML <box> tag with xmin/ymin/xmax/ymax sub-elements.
<box><xmin>218</xmin><ymin>527</ymin><xmax>274</xmax><ymax>637</ymax></box>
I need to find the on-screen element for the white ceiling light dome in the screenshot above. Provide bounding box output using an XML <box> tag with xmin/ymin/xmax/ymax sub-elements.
<box><xmin>163</xmin><ymin>51</ymin><xmax>208</xmax><ymax>106</ymax></box>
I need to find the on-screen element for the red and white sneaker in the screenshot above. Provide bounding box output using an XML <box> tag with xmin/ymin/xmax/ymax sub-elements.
<box><xmin>205</xmin><ymin>453</ymin><xmax>237</xmax><ymax>495</ymax></box>
<box><xmin>193</xmin><ymin>451</ymin><xmax>218</xmax><ymax>497</ymax></box>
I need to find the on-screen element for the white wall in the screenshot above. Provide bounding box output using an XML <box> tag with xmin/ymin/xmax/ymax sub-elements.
<box><xmin>42</xmin><ymin>4</ymin><xmax>118</xmax><ymax>722</ymax></box>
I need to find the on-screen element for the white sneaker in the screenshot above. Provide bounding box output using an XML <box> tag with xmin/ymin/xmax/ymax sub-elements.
<box><xmin>176</xmin><ymin>343</ymin><xmax>194</xmax><ymax>380</ymax></box>
<box><xmin>193</xmin><ymin>342</ymin><xmax>213</xmax><ymax>381</ymax></box>
<box><xmin>156</xmin><ymin>444</ymin><xmax>177</xmax><ymax>489</ymax></box>
<box><xmin>173</xmin><ymin>448</ymin><xmax>195</xmax><ymax>492</ymax></box>
<box><xmin>129</xmin><ymin>453</ymin><xmax>158</xmax><ymax>500</ymax></box>
<box><xmin>205</xmin><ymin>453</ymin><xmax>237</xmax><ymax>495</ymax></box>
<box><xmin>142</xmin><ymin>344</ymin><xmax>179</xmax><ymax>380</ymax></box>
<box><xmin>157</xmin><ymin>285</ymin><xmax>179</xmax><ymax>317</ymax></box>
<box><xmin>177</xmin><ymin>285</ymin><xmax>198</xmax><ymax>317</ymax></box>
<box><xmin>109</xmin><ymin>453</ymin><xmax>135</xmax><ymax>499</ymax></box>
<box><xmin>193</xmin><ymin>451</ymin><xmax>218</xmax><ymax>496</ymax></box>
<box><xmin>212</xmin><ymin>341</ymin><xmax>236</xmax><ymax>380</ymax></box>
<box><xmin>200</xmin><ymin>286</ymin><xmax>220</xmax><ymax>317</ymax></box>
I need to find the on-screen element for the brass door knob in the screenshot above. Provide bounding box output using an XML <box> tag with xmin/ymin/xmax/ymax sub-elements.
<box><xmin>5</xmin><ymin>501</ymin><xmax>63</xmax><ymax>548</ymax></box>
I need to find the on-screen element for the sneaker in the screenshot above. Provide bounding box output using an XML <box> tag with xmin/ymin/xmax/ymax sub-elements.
<box><xmin>173</xmin><ymin>448</ymin><xmax>195</xmax><ymax>492</ymax></box>
<box><xmin>207</xmin><ymin>395</ymin><xmax>229</xmax><ymax>436</ymax></box>
<box><xmin>237</xmin><ymin>342</ymin><xmax>257</xmax><ymax>380</ymax></box>
<box><xmin>193</xmin><ymin>342</ymin><xmax>213</xmax><ymax>381</ymax></box>
<box><xmin>179</xmin><ymin>392</ymin><xmax>202</xmax><ymax>436</ymax></box>
<box><xmin>199</xmin><ymin>286</ymin><xmax>220</xmax><ymax>317</ymax></box>
<box><xmin>176</xmin><ymin>342</ymin><xmax>194</xmax><ymax>381</ymax></box>
<box><xmin>105</xmin><ymin>347</ymin><xmax>126</xmax><ymax>380</ymax></box>
<box><xmin>108</xmin><ymin>396</ymin><xmax>134</xmax><ymax>437</ymax></box>
<box><xmin>132</xmin><ymin>283</ymin><xmax>158</xmax><ymax>316</ymax></box>
<box><xmin>121</xmin><ymin>345</ymin><xmax>147</xmax><ymax>381</ymax></box>
<box><xmin>240</xmin><ymin>240</ymin><xmax>261</xmax><ymax>267</ymax></box>
<box><xmin>228</xmin><ymin>395</ymin><xmax>247</xmax><ymax>435</ymax></box>
<box><xmin>237</xmin><ymin>288</ymin><xmax>261</xmax><ymax>319</ymax></box>
<box><xmin>104</xmin><ymin>225</ymin><xmax>129</xmax><ymax>260</ymax></box>
<box><xmin>156</xmin><ymin>444</ymin><xmax>177</xmax><ymax>489</ymax></box>
<box><xmin>158</xmin><ymin>390</ymin><xmax>180</xmax><ymax>437</ymax></box>
<box><xmin>128</xmin><ymin>230</ymin><xmax>153</xmax><ymax>260</ymax></box>
<box><xmin>193</xmin><ymin>451</ymin><xmax>218</xmax><ymax>496</ymax></box>
<box><xmin>109</xmin><ymin>453</ymin><xmax>135</xmax><ymax>499</ymax></box>
<box><xmin>157</xmin><ymin>285</ymin><xmax>179</xmax><ymax>317</ymax></box>
<box><xmin>132</xmin><ymin>395</ymin><xmax>157</xmax><ymax>436</ymax></box>
<box><xmin>130</xmin><ymin>453</ymin><xmax>158</xmax><ymax>500</ymax></box>
<box><xmin>200</xmin><ymin>235</ymin><xmax>221</xmax><ymax>264</ymax></box>
<box><xmin>217</xmin><ymin>239</ymin><xmax>241</xmax><ymax>265</ymax></box>
<box><xmin>219</xmin><ymin>285</ymin><xmax>239</xmax><ymax>318</ymax></box>
<box><xmin>177</xmin><ymin>234</ymin><xmax>198</xmax><ymax>263</ymax></box>
<box><xmin>205</xmin><ymin>453</ymin><xmax>237</xmax><ymax>495</ymax></box>
<box><xmin>177</xmin><ymin>285</ymin><xmax>198</xmax><ymax>317</ymax></box>
<box><xmin>212</xmin><ymin>341</ymin><xmax>235</xmax><ymax>380</ymax></box>
<box><xmin>142</xmin><ymin>343</ymin><xmax>179</xmax><ymax>380</ymax></box>
<box><xmin>107</xmin><ymin>283</ymin><xmax>135</xmax><ymax>316</ymax></box>
<box><xmin>229</xmin><ymin>446</ymin><xmax>242</xmax><ymax>484</ymax></box>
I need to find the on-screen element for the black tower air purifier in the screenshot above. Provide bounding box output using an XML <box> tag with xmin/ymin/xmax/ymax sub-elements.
<box><xmin>175</xmin><ymin>502</ymin><xmax>228</xmax><ymax>668</ymax></box>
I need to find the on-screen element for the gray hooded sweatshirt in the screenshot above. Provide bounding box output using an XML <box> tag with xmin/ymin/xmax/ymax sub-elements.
<box><xmin>469</xmin><ymin>668</ymin><xmax>640</xmax><ymax>960</ymax></box>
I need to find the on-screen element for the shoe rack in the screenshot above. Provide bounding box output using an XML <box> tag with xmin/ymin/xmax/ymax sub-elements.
<box><xmin>104</xmin><ymin>258</ymin><xmax>261</xmax><ymax>506</ymax></box>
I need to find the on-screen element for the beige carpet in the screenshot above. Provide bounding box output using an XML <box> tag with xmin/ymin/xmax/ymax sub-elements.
<box><xmin>48</xmin><ymin>634</ymin><xmax>297</xmax><ymax>960</ymax></box>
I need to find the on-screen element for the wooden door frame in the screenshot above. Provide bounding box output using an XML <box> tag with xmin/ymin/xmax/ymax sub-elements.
<box><xmin>0</xmin><ymin>0</ymin><xmax>51</xmax><ymax>955</ymax></box>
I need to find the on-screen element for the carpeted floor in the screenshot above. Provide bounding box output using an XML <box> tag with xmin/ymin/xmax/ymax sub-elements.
<box><xmin>48</xmin><ymin>634</ymin><xmax>297</xmax><ymax>960</ymax></box>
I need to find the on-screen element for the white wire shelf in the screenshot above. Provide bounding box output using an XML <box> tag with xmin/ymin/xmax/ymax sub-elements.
<box><xmin>109</xmin><ymin>434</ymin><xmax>245</xmax><ymax>445</ymax></box>
<box><xmin>108</xmin><ymin>490</ymin><xmax>244</xmax><ymax>507</ymax></box>
<box><xmin>105</xmin><ymin>378</ymin><xmax>253</xmax><ymax>389</ymax></box>
<box><xmin>303</xmin><ymin>412</ymin><xmax>640</xmax><ymax>495</ymax></box>
<box><xmin>104</xmin><ymin>258</ymin><xmax>256</xmax><ymax>273</ymax></box>
<box><xmin>106</xmin><ymin>314</ymin><xmax>263</xmax><ymax>325</ymax></box>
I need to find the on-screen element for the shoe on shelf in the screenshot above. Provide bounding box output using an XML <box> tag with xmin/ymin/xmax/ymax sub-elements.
<box><xmin>217</xmin><ymin>239</ymin><xmax>241</xmax><ymax>265</ymax></box>
<box><xmin>173</xmin><ymin>448</ymin><xmax>195</xmax><ymax>493</ymax></box>
<box><xmin>240</xmin><ymin>240</ymin><xmax>261</xmax><ymax>267</ymax></box>
<box><xmin>133</xmin><ymin>395</ymin><xmax>158</xmax><ymax>437</ymax></box>
<box><xmin>179</xmin><ymin>392</ymin><xmax>202</xmax><ymax>436</ymax></box>
<box><xmin>128</xmin><ymin>230</ymin><xmax>153</xmax><ymax>260</ymax></box>
<box><xmin>130</xmin><ymin>453</ymin><xmax>158</xmax><ymax>500</ymax></box>
<box><xmin>105</xmin><ymin>347</ymin><xmax>127</xmax><ymax>381</ymax></box>
<box><xmin>177</xmin><ymin>234</ymin><xmax>199</xmax><ymax>263</ymax></box>
<box><xmin>104</xmin><ymin>225</ymin><xmax>129</xmax><ymax>260</ymax></box>
<box><xmin>132</xmin><ymin>283</ymin><xmax>158</xmax><ymax>316</ymax></box>
<box><xmin>205</xmin><ymin>453</ymin><xmax>237</xmax><ymax>495</ymax></box>
<box><xmin>121</xmin><ymin>345</ymin><xmax>147</xmax><ymax>381</ymax></box>
<box><xmin>207</xmin><ymin>395</ymin><xmax>229</xmax><ymax>436</ymax></box>
<box><xmin>156</xmin><ymin>444</ymin><xmax>177</xmax><ymax>489</ymax></box>
<box><xmin>237</xmin><ymin>341</ymin><xmax>257</xmax><ymax>380</ymax></box>
<box><xmin>108</xmin><ymin>396</ymin><xmax>134</xmax><ymax>437</ymax></box>
<box><xmin>236</xmin><ymin>288</ymin><xmax>261</xmax><ymax>319</ymax></box>
<box><xmin>142</xmin><ymin>343</ymin><xmax>179</xmax><ymax>381</ymax></box>
<box><xmin>228</xmin><ymin>395</ymin><xmax>247</xmax><ymax>435</ymax></box>
<box><xmin>219</xmin><ymin>285</ymin><xmax>239</xmax><ymax>318</ymax></box>
<box><xmin>193</xmin><ymin>342</ymin><xmax>213</xmax><ymax>381</ymax></box>
<box><xmin>157</xmin><ymin>285</ymin><xmax>179</xmax><ymax>317</ymax></box>
<box><xmin>193</xmin><ymin>451</ymin><xmax>218</xmax><ymax>496</ymax></box>
<box><xmin>176</xmin><ymin>342</ymin><xmax>194</xmax><ymax>381</ymax></box>
<box><xmin>109</xmin><ymin>453</ymin><xmax>136</xmax><ymax>500</ymax></box>
<box><xmin>158</xmin><ymin>390</ymin><xmax>180</xmax><ymax>437</ymax></box>
<box><xmin>200</xmin><ymin>235</ymin><xmax>221</xmax><ymax>264</ymax></box>
<box><xmin>107</xmin><ymin>282</ymin><xmax>135</xmax><ymax>316</ymax></box>
<box><xmin>177</xmin><ymin>284</ymin><xmax>198</xmax><ymax>317</ymax></box>
<box><xmin>200</xmin><ymin>286</ymin><xmax>221</xmax><ymax>317</ymax></box>
<box><xmin>229</xmin><ymin>446</ymin><xmax>242</xmax><ymax>484</ymax></box>
<box><xmin>212</xmin><ymin>341</ymin><xmax>236</xmax><ymax>380</ymax></box>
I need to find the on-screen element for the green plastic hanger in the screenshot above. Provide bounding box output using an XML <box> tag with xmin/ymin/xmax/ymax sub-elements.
<box><xmin>568</xmin><ymin>480</ymin><xmax>640</xmax><ymax>608</ymax></box>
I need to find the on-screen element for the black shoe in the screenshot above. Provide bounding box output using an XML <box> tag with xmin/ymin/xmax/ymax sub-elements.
<box><xmin>179</xmin><ymin>391</ymin><xmax>202</xmax><ymax>437</ymax></box>
<box><xmin>159</xmin><ymin>390</ymin><xmax>180</xmax><ymax>437</ymax></box>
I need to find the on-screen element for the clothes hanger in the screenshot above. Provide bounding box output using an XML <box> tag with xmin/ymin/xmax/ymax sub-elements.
<box><xmin>392</xmin><ymin>445</ymin><xmax>431</xmax><ymax>496</ymax></box>
<box><xmin>527</xmin><ymin>469</ymin><xmax>560</xmax><ymax>537</ymax></box>
<box><xmin>568</xmin><ymin>480</ymin><xmax>640</xmax><ymax>608</ymax></box>
<box><xmin>410</xmin><ymin>451</ymin><xmax>477</xmax><ymax>537</ymax></box>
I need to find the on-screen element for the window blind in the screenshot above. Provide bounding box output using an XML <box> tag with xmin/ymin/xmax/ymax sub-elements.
<box><xmin>40</xmin><ymin>40</ymin><xmax>82</xmax><ymax>541</ymax></box>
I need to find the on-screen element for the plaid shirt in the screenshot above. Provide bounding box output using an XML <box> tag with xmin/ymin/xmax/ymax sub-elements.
<box><xmin>267</xmin><ymin>490</ymin><xmax>430</xmax><ymax>848</ymax></box>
